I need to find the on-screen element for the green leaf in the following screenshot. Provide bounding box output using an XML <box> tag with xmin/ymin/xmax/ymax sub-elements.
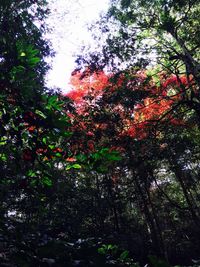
<box><xmin>98</xmin><ymin>247</ymin><xmax>106</xmax><ymax>255</ymax></box>
<box><xmin>107</xmin><ymin>244</ymin><xmax>113</xmax><ymax>249</ymax></box>
<box><xmin>119</xmin><ymin>250</ymin><xmax>129</xmax><ymax>260</ymax></box>
<box><xmin>47</xmin><ymin>95</ymin><xmax>63</xmax><ymax>111</ymax></box>
<box><xmin>71</xmin><ymin>163</ymin><xmax>82</xmax><ymax>169</ymax></box>
<box><xmin>76</xmin><ymin>154</ymin><xmax>87</xmax><ymax>162</ymax></box>
<box><xmin>66</xmin><ymin>164</ymin><xmax>82</xmax><ymax>170</ymax></box>
<box><xmin>41</xmin><ymin>177</ymin><xmax>53</xmax><ymax>187</ymax></box>
<box><xmin>28</xmin><ymin>57</ymin><xmax>40</xmax><ymax>65</ymax></box>
<box><xmin>42</xmin><ymin>137</ymin><xmax>47</xmax><ymax>144</ymax></box>
<box><xmin>0</xmin><ymin>153</ymin><xmax>7</xmax><ymax>161</ymax></box>
<box><xmin>27</xmin><ymin>170</ymin><xmax>36</xmax><ymax>177</ymax></box>
<box><xmin>55</xmin><ymin>152</ymin><xmax>62</xmax><ymax>157</ymax></box>
<box><xmin>30</xmin><ymin>179</ymin><xmax>37</xmax><ymax>187</ymax></box>
<box><xmin>20</xmin><ymin>52</ymin><xmax>26</xmax><ymax>57</ymax></box>
<box><xmin>35</xmin><ymin>109</ymin><xmax>47</xmax><ymax>119</ymax></box>
<box><xmin>63</xmin><ymin>131</ymin><xmax>73</xmax><ymax>137</ymax></box>
<box><xmin>0</xmin><ymin>136</ymin><xmax>7</xmax><ymax>145</ymax></box>
<box><xmin>106</xmin><ymin>152</ymin><xmax>122</xmax><ymax>161</ymax></box>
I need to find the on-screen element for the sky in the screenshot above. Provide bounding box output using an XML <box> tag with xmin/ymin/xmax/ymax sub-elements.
<box><xmin>45</xmin><ymin>0</ymin><xmax>109</xmax><ymax>93</ymax></box>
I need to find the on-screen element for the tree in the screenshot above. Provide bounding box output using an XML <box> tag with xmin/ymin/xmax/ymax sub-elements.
<box><xmin>0</xmin><ymin>0</ymin><xmax>74</xmax><ymax>256</ymax></box>
<box><xmin>76</xmin><ymin>0</ymin><xmax>200</xmax><ymax>121</ymax></box>
<box><xmin>66</xmin><ymin>67</ymin><xmax>200</xmax><ymax>261</ymax></box>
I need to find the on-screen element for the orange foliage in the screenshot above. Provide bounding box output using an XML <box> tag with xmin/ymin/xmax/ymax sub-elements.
<box><xmin>66</xmin><ymin>70</ymin><xmax>110</xmax><ymax>103</ymax></box>
<box><xmin>65</xmin><ymin>70</ymin><xmax>194</xmax><ymax>145</ymax></box>
<box><xmin>121</xmin><ymin>74</ymin><xmax>191</xmax><ymax>138</ymax></box>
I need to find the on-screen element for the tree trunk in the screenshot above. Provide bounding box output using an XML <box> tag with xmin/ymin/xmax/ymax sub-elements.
<box><xmin>168</xmin><ymin>156</ymin><xmax>200</xmax><ymax>226</ymax></box>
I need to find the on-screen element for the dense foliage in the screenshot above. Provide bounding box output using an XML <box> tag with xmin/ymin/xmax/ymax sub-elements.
<box><xmin>0</xmin><ymin>0</ymin><xmax>200</xmax><ymax>266</ymax></box>
<box><xmin>67</xmin><ymin>0</ymin><xmax>200</xmax><ymax>265</ymax></box>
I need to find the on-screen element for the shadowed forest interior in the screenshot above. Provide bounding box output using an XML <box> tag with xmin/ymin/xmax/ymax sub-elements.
<box><xmin>0</xmin><ymin>0</ymin><xmax>200</xmax><ymax>266</ymax></box>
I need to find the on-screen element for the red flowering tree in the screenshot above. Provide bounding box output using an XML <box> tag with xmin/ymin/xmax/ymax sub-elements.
<box><xmin>66</xmin><ymin>69</ymin><xmax>193</xmax><ymax>144</ymax></box>
<box><xmin>65</xmin><ymin>68</ymin><xmax>200</xmax><ymax>257</ymax></box>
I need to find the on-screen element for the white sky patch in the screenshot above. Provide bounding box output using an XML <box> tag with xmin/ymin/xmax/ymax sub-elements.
<box><xmin>45</xmin><ymin>0</ymin><xmax>109</xmax><ymax>93</ymax></box>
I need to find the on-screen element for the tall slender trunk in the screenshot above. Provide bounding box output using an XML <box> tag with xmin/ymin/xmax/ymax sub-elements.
<box><xmin>105</xmin><ymin>175</ymin><xmax>120</xmax><ymax>232</ymax></box>
<box><xmin>95</xmin><ymin>174</ymin><xmax>105</xmax><ymax>231</ymax></box>
<box><xmin>168</xmin><ymin>157</ymin><xmax>200</xmax><ymax>226</ymax></box>
<box><xmin>131</xmin><ymin>165</ymin><xmax>165</xmax><ymax>257</ymax></box>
